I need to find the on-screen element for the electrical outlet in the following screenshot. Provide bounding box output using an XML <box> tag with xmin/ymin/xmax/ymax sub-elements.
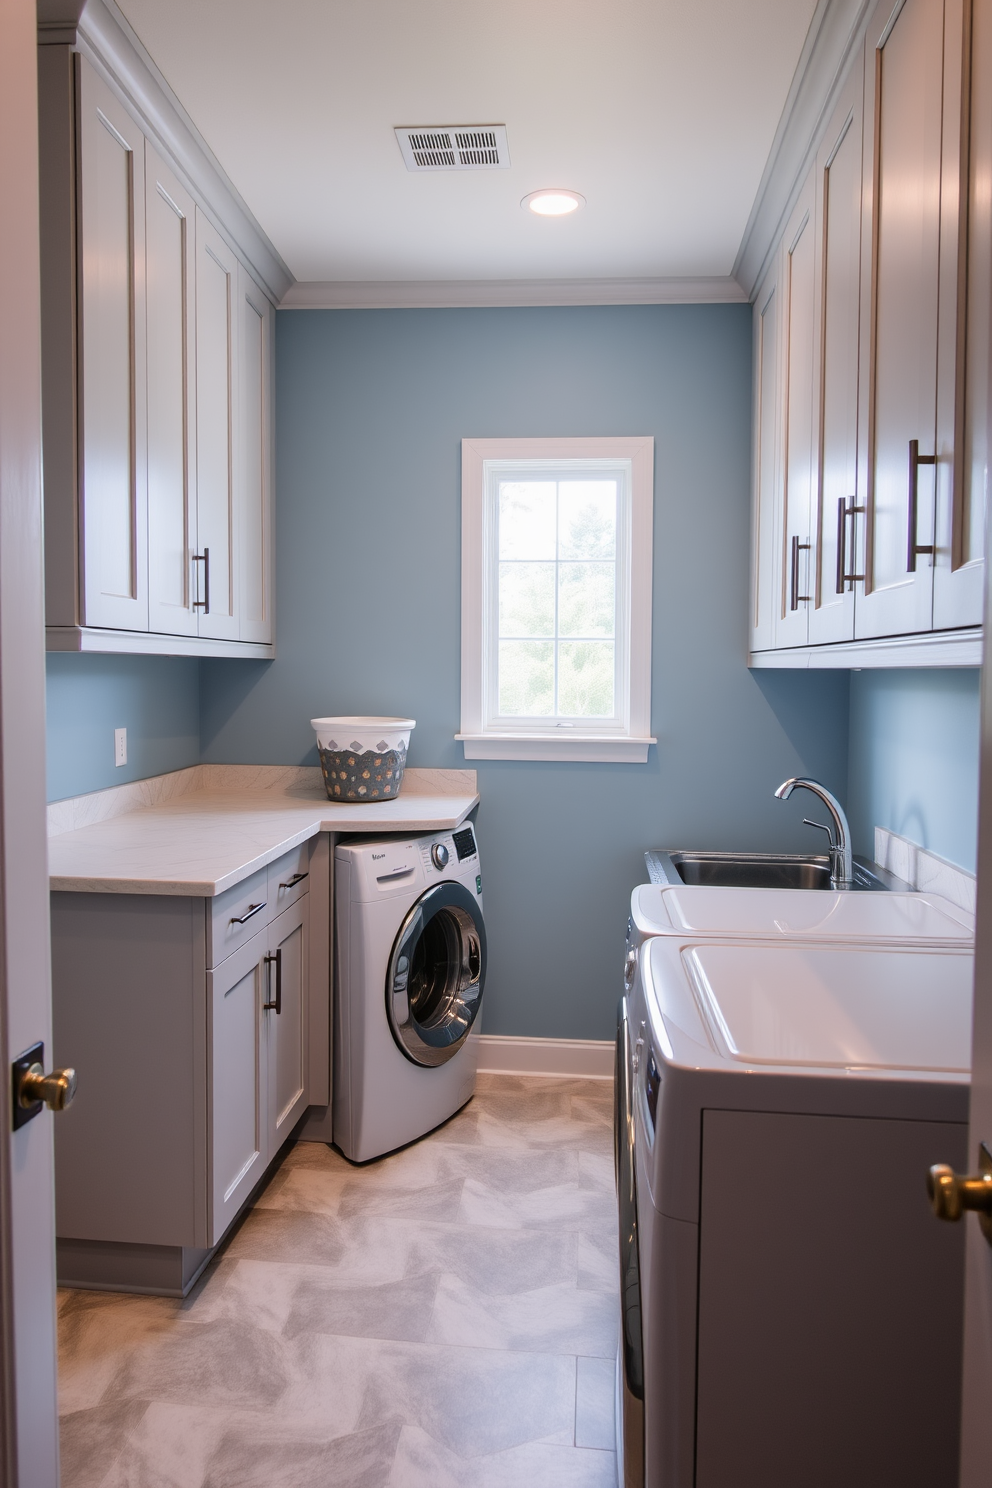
<box><xmin>114</xmin><ymin>728</ymin><xmax>127</xmax><ymax>767</ymax></box>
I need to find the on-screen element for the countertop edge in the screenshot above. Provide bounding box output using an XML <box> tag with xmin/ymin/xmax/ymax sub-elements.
<box><xmin>48</xmin><ymin>793</ymin><xmax>479</xmax><ymax>896</ymax></box>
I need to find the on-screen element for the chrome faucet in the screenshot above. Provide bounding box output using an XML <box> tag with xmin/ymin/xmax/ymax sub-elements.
<box><xmin>774</xmin><ymin>777</ymin><xmax>853</xmax><ymax>889</ymax></box>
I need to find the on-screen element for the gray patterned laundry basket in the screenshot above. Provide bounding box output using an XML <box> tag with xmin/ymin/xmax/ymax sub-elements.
<box><xmin>310</xmin><ymin>717</ymin><xmax>415</xmax><ymax>802</ymax></box>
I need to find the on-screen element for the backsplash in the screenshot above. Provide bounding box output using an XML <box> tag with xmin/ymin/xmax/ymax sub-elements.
<box><xmin>874</xmin><ymin>826</ymin><xmax>976</xmax><ymax>917</ymax></box>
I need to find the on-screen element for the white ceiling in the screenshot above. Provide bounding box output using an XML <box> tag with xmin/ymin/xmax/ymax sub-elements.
<box><xmin>115</xmin><ymin>0</ymin><xmax>818</xmax><ymax>287</ymax></box>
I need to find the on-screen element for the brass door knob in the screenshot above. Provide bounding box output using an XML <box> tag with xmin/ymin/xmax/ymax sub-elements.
<box><xmin>928</xmin><ymin>1143</ymin><xmax>992</xmax><ymax>1245</ymax></box>
<box><xmin>18</xmin><ymin>1063</ymin><xmax>76</xmax><ymax>1113</ymax></box>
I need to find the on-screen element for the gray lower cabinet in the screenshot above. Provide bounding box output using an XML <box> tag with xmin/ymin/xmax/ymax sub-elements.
<box><xmin>210</xmin><ymin>897</ymin><xmax>308</xmax><ymax>1244</ymax></box>
<box><xmin>52</xmin><ymin>842</ymin><xmax>320</xmax><ymax>1296</ymax></box>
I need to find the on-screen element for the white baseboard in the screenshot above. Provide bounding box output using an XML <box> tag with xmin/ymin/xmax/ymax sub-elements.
<box><xmin>473</xmin><ymin>1034</ymin><xmax>614</xmax><ymax>1081</ymax></box>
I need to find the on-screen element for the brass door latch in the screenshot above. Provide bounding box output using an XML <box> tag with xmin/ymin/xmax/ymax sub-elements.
<box><xmin>11</xmin><ymin>1042</ymin><xmax>76</xmax><ymax>1131</ymax></box>
<box><xmin>928</xmin><ymin>1142</ymin><xmax>992</xmax><ymax>1246</ymax></box>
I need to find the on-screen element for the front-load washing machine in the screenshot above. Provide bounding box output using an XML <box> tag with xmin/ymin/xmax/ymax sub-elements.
<box><xmin>333</xmin><ymin>823</ymin><xmax>486</xmax><ymax>1162</ymax></box>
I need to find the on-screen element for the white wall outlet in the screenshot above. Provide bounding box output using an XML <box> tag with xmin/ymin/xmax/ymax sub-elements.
<box><xmin>114</xmin><ymin>728</ymin><xmax>127</xmax><ymax>768</ymax></box>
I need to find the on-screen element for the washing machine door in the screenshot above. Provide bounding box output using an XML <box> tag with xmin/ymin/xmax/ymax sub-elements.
<box><xmin>385</xmin><ymin>881</ymin><xmax>487</xmax><ymax>1067</ymax></box>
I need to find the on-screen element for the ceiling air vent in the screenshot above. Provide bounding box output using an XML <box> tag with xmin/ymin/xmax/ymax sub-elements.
<box><xmin>395</xmin><ymin>125</ymin><xmax>510</xmax><ymax>172</ymax></box>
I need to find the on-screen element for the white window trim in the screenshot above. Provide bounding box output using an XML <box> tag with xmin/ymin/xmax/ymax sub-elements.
<box><xmin>457</xmin><ymin>436</ymin><xmax>656</xmax><ymax>762</ymax></box>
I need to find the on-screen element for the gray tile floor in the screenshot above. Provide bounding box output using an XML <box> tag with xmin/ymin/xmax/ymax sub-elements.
<box><xmin>58</xmin><ymin>1074</ymin><xmax>619</xmax><ymax>1487</ymax></box>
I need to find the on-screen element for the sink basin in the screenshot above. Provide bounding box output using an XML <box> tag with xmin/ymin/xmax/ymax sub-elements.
<box><xmin>644</xmin><ymin>850</ymin><xmax>911</xmax><ymax>892</ymax></box>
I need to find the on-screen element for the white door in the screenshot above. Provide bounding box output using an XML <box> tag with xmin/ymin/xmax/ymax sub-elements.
<box><xmin>0</xmin><ymin>0</ymin><xmax>61</xmax><ymax>1480</ymax></box>
<box><xmin>264</xmin><ymin>901</ymin><xmax>309</xmax><ymax>1157</ymax></box>
<box><xmin>808</xmin><ymin>64</ymin><xmax>864</xmax><ymax>646</ymax></box>
<box><xmin>145</xmin><ymin>144</ymin><xmax>197</xmax><ymax>638</ymax></box>
<box><xmin>238</xmin><ymin>267</ymin><xmax>274</xmax><ymax>645</ymax></box>
<box><xmin>856</xmin><ymin>0</ymin><xmax>944</xmax><ymax>639</ymax></box>
<box><xmin>194</xmin><ymin>209</ymin><xmax>239</xmax><ymax>641</ymax></box>
<box><xmin>775</xmin><ymin>174</ymin><xmax>817</xmax><ymax>649</ymax></box>
<box><xmin>935</xmin><ymin>0</ymin><xmax>988</xmax><ymax>630</ymax></box>
<box><xmin>77</xmin><ymin>56</ymin><xmax>148</xmax><ymax>633</ymax></box>
<box><xmin>749</xmin><ymin>265</ymin><xmax>782</xmax><ymax>654</ymax></box>
<box><xmin>957</xmin><ymin>2</ymin><xmax>992</xmax><ymax>1465</ymax></box>
<box><xmin>208</xmin><ymin>930</ymin><xmax>266</xmax><ymax>1245</ymax></box>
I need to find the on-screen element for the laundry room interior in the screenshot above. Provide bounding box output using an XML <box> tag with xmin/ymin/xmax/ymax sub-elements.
<box><xmin>7</xmin><ymin>0</ymin><xmax>992</xmax><ymax>1482</ymax></box>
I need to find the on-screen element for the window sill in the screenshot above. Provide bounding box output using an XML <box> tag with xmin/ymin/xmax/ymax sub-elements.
<box><xmin>455</xmin><ymin>733</ymin><xmax>656</xmax><ymax>763</ymax></box>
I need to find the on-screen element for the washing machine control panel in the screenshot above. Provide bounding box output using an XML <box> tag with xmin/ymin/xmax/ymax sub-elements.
<box><xmin>419</xmin><ymin>826</ymin><xmax>477</xmax><ymax>875</ymax></box>
<box><xmin>420</xmin><ymin>835</ymin><xmax>453</xmax><ymax>874</ymax></box>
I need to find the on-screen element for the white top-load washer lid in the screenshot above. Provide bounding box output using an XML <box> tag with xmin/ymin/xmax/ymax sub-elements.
<box><xmin>632</xmin><ymin>884</ymin><xmax>973</xmax><ymax>944</ymax></box>
<box><xmin>682</xmin><ymin>941</ymin><xmax>973</xmax><ymax>1073</ymax></box>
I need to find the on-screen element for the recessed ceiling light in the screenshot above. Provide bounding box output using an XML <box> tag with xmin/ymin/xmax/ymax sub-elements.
<box><xmin>522</xmin><ymin>189</ymin><xmax>585</xmax><ymax>217</ymax></box>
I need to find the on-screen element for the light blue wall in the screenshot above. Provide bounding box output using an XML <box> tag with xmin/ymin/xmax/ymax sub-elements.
<box><xmin>40</xmin><ymin>306</ymin><xmax>985</xmax><ymax>1034</ymax></box>
<box><xmin>200</xmin><ymin>305</ymin><xmax>851</xmax><ymax>1040</ymax></box>
<box><xmin>847</xmin><ymin>668</ymin><xmax>982</xmax><ymax>872</ymax></box>
<box><xmin>46</xmin><ymin>654</ymin><xmax>200</xmax><ymax>802</ymax></box>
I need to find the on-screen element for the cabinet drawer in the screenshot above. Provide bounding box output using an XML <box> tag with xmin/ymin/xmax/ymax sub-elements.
<box><xmin>268</xmin><ymin>842</ymin><xmax>311</xmax><ymax>916</ymax></box>
<box><xmin>207</xmin><ymin>866</ymin><xmax>269</xmax><ymax>969</ymax></box>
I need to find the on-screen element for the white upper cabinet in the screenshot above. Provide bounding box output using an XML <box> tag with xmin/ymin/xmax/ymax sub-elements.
<box><xmin>856</xmin><ymin>0</ymin><xmax>947</xmax><ymax>639</ymax></box>
<box><xmin>749</xmin><ymin>268</ymin><xmax>782</xmax><ymax>654</ymax></box>
<box><xmin>809</xmin><ymin>65</ymin><xmax>864</xmax><ymax>646</ymax></box>
<box><xmin>237</xmin><ymin>267</ymin><xmax>275</xmax><ymax>646</ymax></box>
<box><xmin>194</xmin><ymin>211</ymin><xmax>240</xmax><ymax>643</ymax></box>
<box><xmin>77</xmin><ymin>60</ymin><xmax>148</xmax><ymax>633</ymax></box>
<box><xmin>38</xmin><ymin>51</ymin><xmax>276</xmax><ymax>658</ymax></box>
<box><xmin>775</xmin><ymin>174</ymin><xmax>817</xmax><ymax>648</ymax></box>
<box><xmin>749</xmin><ymin>0</ymin><xmax>984</xmax><ymax>665</ymax></box>
<box><xmin>937</xmin><ymin>0</ymin><xmax>991</xmax><ymax>628</ymax></box>
<box><xmin>145</xmin><ymin>145</ymin><xmax>197</xmax><ymax>638</ymax></box>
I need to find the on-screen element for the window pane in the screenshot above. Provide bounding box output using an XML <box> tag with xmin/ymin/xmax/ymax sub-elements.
<box><xmin>499</xmin><ymin>640</ymin><xmax>554</xmax><ymax>716</ymax></box>
<box><xmin>558</xmin><ymin>640</ymin><xmax>615</xmax><ymax>717</ymax></box>
<box><xmin>499</xmin><ymin>562</ymin><xmax>555</xmax><ymax>637</ymax></box>
<box><xmin>558</xmin><ymin>482</ymin><xmax>617</xmax><ymax>559</ymax></box>
<box><xmin>558</xmin><ymin>562</ymin><xmax>615</xmax><ymax>637</ymax></box>
<box><xmin>499</xmin><ymin>482</ymin><xmax>557</xmax><ymax>559</ymax></box>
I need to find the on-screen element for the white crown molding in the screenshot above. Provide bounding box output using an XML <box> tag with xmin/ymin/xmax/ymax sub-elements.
<box><xmin>46</xmin><ymin>0</ymin><xmax>293</xmax><ymax>304</ymax></box>
<box><xmin>280</xmin><ymin>276</ymin><xmax>747</xmax><ymax>311</ymax></box>
<box><xmin>734</xmin><ymin>0</ymin><xmax>875</xmax><ymax>299</ymax></box>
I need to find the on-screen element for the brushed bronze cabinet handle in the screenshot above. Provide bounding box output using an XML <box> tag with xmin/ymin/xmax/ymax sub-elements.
<box><xmin>790</xmin><ymin>534</ymin><xmax>811</xmax><ymax>610</ymax></box>
<box><xmin>263</xmin><ymin>948</ymin><xmax>282</xmax><ymax>1014</ymax></box>
<box><xmin>907</xmin><ymin>440</ymin><xmax>936</xmax><ymax>572</ymax></box>
<box><xmin>192</xmin><ymin>547</ymin><xmax>210</xmax><ymax>613</ymax></box>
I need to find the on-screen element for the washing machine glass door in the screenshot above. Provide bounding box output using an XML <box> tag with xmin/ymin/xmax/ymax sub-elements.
<box><xmin>386</xmin><ymin>881</ymin><xmax>487</xmax><ymax>1067</ymax></box>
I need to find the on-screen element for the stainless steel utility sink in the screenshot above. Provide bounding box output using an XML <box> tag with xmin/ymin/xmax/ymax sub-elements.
<box><xmin>644</xmin><ymin>849</ymin><xmax>911</xmax><ymax>892</ymax></box>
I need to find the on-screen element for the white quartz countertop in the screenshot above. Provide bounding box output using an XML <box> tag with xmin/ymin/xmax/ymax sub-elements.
<box><xmin>48</xmin><ymin>767</ymin><xmax>479</xmax><ymax>896</ymax></box>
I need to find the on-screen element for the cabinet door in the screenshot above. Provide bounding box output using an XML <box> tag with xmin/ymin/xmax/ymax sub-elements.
<box><xmin>145</xmin><ymin>145</ymin><xmax>197</xmax><ymax>637</ymax></box>
<box><xmin>238</xmin><ymin>267</ymin><xmax>274</xmax><ymax>644</ymax></box>
<box><xmin>856</xmin><ymin>0</ymin><xmax>945</xmax><ymax>638</ymax></box>
<box><xmin>749</xmin><ymin>266</ymin><xmax>782</xmax><ymax>653</ymax></box>
<box><xmin>935</xmin><ymin>0</ymin><xmax>986</xmax><ymax>628</ymax></box>
<box><xmin>194</xmin><ymin>209</ymin><xmax>239</xmax><ymax>640</ymax></box>
<box><xmin>809</xmin><ymin>65</ymin><xmax>864</xmax><ymax>646</ymax></box>
<box><xmin>208</xmin><ymin>929</ymin><xmax>265</xmax><ymax>1245</ymax></box>
<box><xmin>775</xmin><ymin>175</ymin><xmax>817</xmax><ymax>648</ymax></box>
<box><xmin>76</xmin><ymin>57</ymin><xmax>148</xmax><ymax>631</ymax></box>
<box><xmin>264</xmin><ymin>899</ymin><xmax>309</xmax><ymax>1157</ymax></box>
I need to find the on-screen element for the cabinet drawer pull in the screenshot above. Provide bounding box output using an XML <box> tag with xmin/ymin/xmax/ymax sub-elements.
<box><xmin>192</xmin><ymin>547</ymin><xmax>210</xmax><ymax>613</ymax></box>
<box><xmin>835</xmin><ymin>497</ymin><xmax>865</xmax><ymax>593</ymax></box>
<box><xmin>907</xmin><ymin>440</ymin><xmax>936</xmax><ymax>572</ymax></box>
<box><xmin>279</xmin><ymin>871</ymin><xmax>308</xmax><ymax>889</ymax></box>
<box><xmin>790</xmin><ymin>534</ymin><xmax>811</xmax><ymax>610</ymax></box>
<box><xmin>263</xmin><ymin>948</ymin><xmax>282</xmax><ymax>1015</ymax></box>
<box><xmin>230</xmin><ymin>900</ymin><xmax>266</xmax><ymax>925</ymax></box>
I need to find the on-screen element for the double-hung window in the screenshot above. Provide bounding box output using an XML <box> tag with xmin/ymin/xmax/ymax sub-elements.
<box><xmin>458</xmin><ymin>437</ymin><xmax>655</xmax><ymax>761</ymax></box>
